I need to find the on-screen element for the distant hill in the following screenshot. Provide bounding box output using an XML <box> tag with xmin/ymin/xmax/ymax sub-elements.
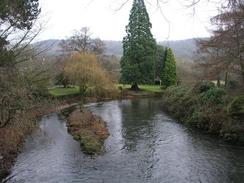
<box><xmin>159</xmin><ymin>39</ymin><xmax>197</xmax><ymax>62</ymax></box>
<box><xmin>33</xmin><ymin>39</ymin><xmax>64</xmax><ymax>56</ymax></box>
<box><xmin>33</xmin><ymin>38</ymin><xmax>199</xmax><ymax>62</ymax></box>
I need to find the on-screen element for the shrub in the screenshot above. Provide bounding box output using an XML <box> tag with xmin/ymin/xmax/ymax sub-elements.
<box><xmin>192</xmin><ymin>81</ymin><xmax>215</xmax><ymax>94</ymax></box>
<box><xmin>200</xmin><ymin>88</ymin><xmax>227</xmax><ymax>105</ymax></box>
<box><xmin>228</xmin><ymin>96</ymin><xmax>244</xmax><ymax>119</ymax></box>
<box><xmin>162</xmin><ymin>83</ymin><xmax>244</xmax><ymax>144</ymax></box>
<box><xmin>226</xmin><ymin>80</ymin><xmax>239</xmax><ymax>90</ymax></box>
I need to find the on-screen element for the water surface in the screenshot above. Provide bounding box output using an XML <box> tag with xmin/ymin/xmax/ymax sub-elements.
<box><xmin>5</xmin><ymin>99</ymin><xmax>244</xmax><ymax>183</ymax></box>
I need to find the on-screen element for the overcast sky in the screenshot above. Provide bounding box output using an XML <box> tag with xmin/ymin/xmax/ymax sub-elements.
<box><xmin>37</xmin><ymin>0</ymin><xmax>218</xmax><ymax>41</ymax></box>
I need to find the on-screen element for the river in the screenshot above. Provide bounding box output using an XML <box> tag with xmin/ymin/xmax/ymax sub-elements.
<box><xmin>4</xmin><ymin>99</ymin><xmax>244</xmax><ymax>183</ymax></box>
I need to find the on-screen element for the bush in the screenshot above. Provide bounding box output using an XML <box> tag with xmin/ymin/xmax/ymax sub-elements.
<box><xmin>162</xmin><ymin>83</ymin><xmax>244</xmax><ymax>144</ymax></box>
<box><xmin>228</xmin><ymin>96</ymin><xmax>244</xmax><ymax>119</ymax></box>
<box><xmin>192</xmin><ymin>81</ymin><xmax>215</xmax><ymax>94</ymax></box>
<box><xmin>226</xmin><ymin>80</ymin><xmax>239</xmax><ymax>90</ymax></box>
<box><xmin>200</xmin><ymin>87</ymin><xmax>226</xmax><ymax>105</ymax></box>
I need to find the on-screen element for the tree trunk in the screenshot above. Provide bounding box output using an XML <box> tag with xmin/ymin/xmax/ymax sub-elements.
<box><xmin>79</xmin><ymin>85</ymin><xmax>87</xmax><ymax>99</ymax></box>
<box><xmin>240</xmin><ymin>59</ymin><xmax>244</xmax><ymax>86</ymax></box>
<box><xmin>130</xmin><ymin>82</ymin><xmax>140</xmax><ymax>91</ymax></box>
<box><xmin>217</xmin><ymin>77</ymin><xmax>221</xmax><ymax>87</ymax></box>
<box><xmin>224</xmin><ymin>71</ymin><xmax>229</xmax><ymax>87</ymax></box>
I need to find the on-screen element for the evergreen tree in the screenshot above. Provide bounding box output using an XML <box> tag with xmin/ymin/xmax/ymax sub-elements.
<box><xmin>162</xmin><ymin>48</ymin><xmax>177</xmax><ymax>87</ymax></box>
<box><xmin>155</xmin><ymin>45</ymin><xmax>166</xmax><ymax>81</ymax></box>
<box><xmin>120</xmin><ymin>0</ymin><xmax>156</xmax><ymax>90</ymax></box>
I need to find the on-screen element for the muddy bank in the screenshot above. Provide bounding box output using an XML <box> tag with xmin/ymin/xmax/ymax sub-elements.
<box><xmin>65</xmin><ymin>108</ymin><xmax>109</xmax><ymax>155</ymax></box>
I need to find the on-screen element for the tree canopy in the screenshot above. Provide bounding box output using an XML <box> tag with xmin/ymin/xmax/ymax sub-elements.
<box><xmin>0</xmin><ymin>0</ymin><xmax>40</xmax><ymax>30</ymax></box>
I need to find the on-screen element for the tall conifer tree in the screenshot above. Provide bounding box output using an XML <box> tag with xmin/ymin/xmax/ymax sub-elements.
<box><xmin>162</xmin><ymin>48</ymin><xmax>177</xmax><ymax>87</ymax></box>
<box><xmin>120</xmin><ymin>0</ymin><xmax>156</xmax><ymax>90</ymax></box>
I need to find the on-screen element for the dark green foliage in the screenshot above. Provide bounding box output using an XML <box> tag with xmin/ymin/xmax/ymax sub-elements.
<box><xmin>25</xmin><ymin>70</ymin><xmax>50</xmax><ymax>97</ymax></box>
<box><xmin>161</xmin><ymin>48</ymin><xmax>177</xmax><ymax>87</ymax></box>
<box><xmin>228</xmin><ymin>96</ymin><xmax>244</xmax><ymax>119</ymax></box>
<box><xmin>0</xmin><ymin>0</ymin><xmax>40</xmax><ymax>30</ymax></box>
<box><xmin>0</xmin><ymin>0</ymin><xmax>40</xmax><ymax>67</ymax></box>
<box><xmin>199</xmin><ymin>88</ymin><xmax>226</xmax><ymax>105</ymax></box>
<box><xmin>155</xmin><ymin>45</ymin><xmax>166</xmax><ymax>80</ymax></box>
<box><xmin>55</xmin><ymin>72</ymin><xmax>70</xmax><ymax>88</ymax></box>
<box><xmin>162</xmin><ymin>84</ymin><xmax>244</xmax><ymax>144</ymax></box>
<box><xmin>192</xmin><ymin>80</ymin><xmax>215</xmax><ymax>94</ymax></box>
<box><xmin>226</xmin><ymin>80</ymin><xmax>240</xmax><ymax>90</ymax></box>
<box><xmin>120</xmin><ymin>0</ymin><xmax>156</xmax><ymax>85</ymax></box>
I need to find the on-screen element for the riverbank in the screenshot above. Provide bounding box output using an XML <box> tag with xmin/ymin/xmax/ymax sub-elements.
<box><xmin>63</xmin><ymin>107</ymin><xmax>109</xmax><ymax>155</ymax></box>
<box><xmin>162</xmin><ymin>82</ymin><xmax>244</xmax><ymax>144</ymax></box>
<box><xmin>0</xmin><ymin>99</ymin><xmax>60</xmax><ymax>181</ymax></box>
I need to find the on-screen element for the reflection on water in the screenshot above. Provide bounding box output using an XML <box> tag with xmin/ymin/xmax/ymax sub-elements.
<box><xmin>5</xmin><ymin>99</ymin><xmax>244</xmax><ymax>183</ymax></box>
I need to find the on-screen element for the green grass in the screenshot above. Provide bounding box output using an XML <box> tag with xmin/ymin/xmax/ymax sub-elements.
<box><xmin>49</xmin><ymin>86</ymin><xmax>80</xmax><ymax>97</ymax></box>
<box><xmin>49</xmin><ymin>84</ymin><xmax>163</xmax><ymax>97</ymax></box>
<box><xmin>116</xmin><ymin>84</ymin><xmax>163</xmax><ymax>93</ymax></box>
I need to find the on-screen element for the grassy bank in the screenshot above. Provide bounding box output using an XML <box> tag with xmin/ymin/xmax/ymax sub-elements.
<box><xmin>116</xmin><ymin>84</ymin><xmax>163</xmax><ymax>93</ymax></box>
<box><xmin>49</xmin><ymin>84</ymin><xmax>163</xmax><ymax>98</ymax></box>
<box><xmin>49</xmin><ymin>84</ymin><xmax>163</xmax><ymax>100</ymax></box>
<box><xmin>49</xmin><ymin>86</ymin><xmax>80</xmax><ymax>97</ymax></box>
<box><xmin>162</xmin><ymin>82</ymin><xmax>244</xmax><ymax>144</ymax></box>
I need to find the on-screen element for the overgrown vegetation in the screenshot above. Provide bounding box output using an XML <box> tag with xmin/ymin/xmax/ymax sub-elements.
<box><xmin>65</xmin><ymin>108</ymin><xmax>109</xmax><ymax>155</ymax></box>
<box><xmin>162</xmin><ymin>81</ymin><xmax>244</xmax><ymax>143</ymax></box>
<box><xmin>0</xmin><ymin>0</ymin><xmax>56</xmax><ymax>180</ymax></box>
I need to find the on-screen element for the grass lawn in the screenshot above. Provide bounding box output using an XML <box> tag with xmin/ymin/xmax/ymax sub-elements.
<box><xmin>49</xmin><ymin>86</ymin><xmax>80</xmax><ymax>97</ymax></box>
<box><xmin>116</xmin><ymin>84</ymin><xmax>163</xmax><ymax>93</ymax></box>
<box><xmin>49</xmin><ymin>84</ymin><xmax>163</xmax><ymax>97</ymax></box>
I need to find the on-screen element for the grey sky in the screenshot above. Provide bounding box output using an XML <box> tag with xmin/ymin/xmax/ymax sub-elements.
<box><xmin>37</xmin><ymin>0</ymin><xmax>218</xmax><ymax>41</ymax></box>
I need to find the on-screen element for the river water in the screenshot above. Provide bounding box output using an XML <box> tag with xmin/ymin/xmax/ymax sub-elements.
<box><xmin>4</xmin><ymin>99</ymin><xmax>244</xmax><ymax>183</ymax></box>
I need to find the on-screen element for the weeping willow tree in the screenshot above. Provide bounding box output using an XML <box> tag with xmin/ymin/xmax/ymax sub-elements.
<box><xmin>64</xmin><ymin>53</ymin><xmax>115</xmax><ymax>99</ymax></box>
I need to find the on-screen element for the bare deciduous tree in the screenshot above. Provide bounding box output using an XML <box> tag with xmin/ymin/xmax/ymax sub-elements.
<box><xmin>61</xmin><ymin>27</ymin><xmax>105</xmax><ymax>56</ymax></box>
<box><xmin>196</xmin><ymin>0</ymin><xmax>244</xmax><ymax>86</ymax></box>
